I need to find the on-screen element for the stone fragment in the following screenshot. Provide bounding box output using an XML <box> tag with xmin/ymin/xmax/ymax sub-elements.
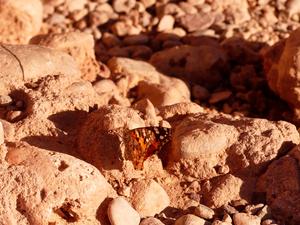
<box><xmin>158</xmin><ymin>102</ymin><xmax>204</xmax><ymax>120</ymax></box>
<box><xmin>233</xmin><ymin>213</ymin><xmax>261</xmax><ymax>225</ymax></box>
<box><xmin>211</xmin><ymin>221</ymin><xmax>231</xmax><ymax>225</ymax></box>
<box><xmin>95</xmin><ymin>3</ymin><xmax>115</xmax><ymax>14</ymax></box>
<box><xmin>256</xmin><ymin>145</ymin><xmax>300</xmax><ymax>224</ymax></box>
<box><xmin>133</xmin><ymin>99</ymin><xmax>158</xmax><ymax>126</ymax></box>
<box><xmin>131</xmin><ymin>179</ymin><xmax>170</xmax><ymax>217</ymax></box>
<box><xmin>287</xmin><ymin>0</ymin><xmax>300</xmax><ymax>16</ymax></box>
<box><xmin>178</xmin><ymin>13</ymin><xmax>215</xmax><ymax>32</ymax></box>
<box><xmin>261</xmin><ymin>219</ymin><xmax>278</xmax><ymax>225</ymax></box>
<box><xmin>6</xmin><ymin>110</ymin><xmax>22</xmax><ymax>122</ymax></box>
<box><xmin>192</xmin><ymin>85</ymin><xmax>210</xmax><ymax>100</ymax></box>
<box><xmin>140</xmin><ymin>0</ymin><xmax>155</xmax><ymax>8</ymax></box>
<box><xmin>65</xmin><ymin>0</ymin><xmax>87</xmax><ymax>12</ymax></box>
<box><xmin>150</xmin><ymin>45</ymin><xmax>228</xmax><ymax>88</ymax></box>
<box><xmin>140</xmin><ymin>217</ymin><xmax>164</xmax><ymax>225</ymax></box>
<box><xmin>89</xmin><ymin>10</ymin><xmax>110</xmax><ymax>26</ymax></box>
<box><xmin>0</xmin><ymin>119</ymin><xmax>14</xmax><ymax>142</ymax></box>
<box><xmin>262</xmin><ymin>28</ymin><xmax>300</xmax><ymax>110</ymax></box>
<box><xmin>170</xmin><ymin>113</ymin><xmax>299</xmax><ymax>180</ymax></box>
<box><xmin>30</xmin><ymin>32</ymin><xmax>101</xmax><ymax>81</ymax></box>
<box><xmin>218</xmin><ymin>0</ymin><xmax>250</xmax><ymax>24</ymax></box>
<box><xmin>0</xmin><ymin>143</ymin><xmax>114</xmax><ymax>225</ymax></box>
<box><xmin>179</xmin><ymin>2</ymin><xmax>198</xmax><ymax>14</ymax></box>
<box><xmin>108</xmin><ymin>197</ymin><xmax>140</xmax><ymax>225</ymax></box>
<box><xmin>157</xmin><ymin>15</ymin><xmax>175</xmax><ymax>32</ymax></box>
<box><xmin>187</xmin><ymin>0</ymin><xmax>204</xmax><ymax>5</ymax></box>
<box><xmin>223</xmin><ymin>204</ymin><xmax>239</xmax><ymax>215</ymax></box>
<box><xmin>137</xmin><ymin>75</ymin><xmax>190</xmax><ymax>107</ymax></box>
<box><xmin>174</xmin><ymin>214</ymin><xmax>207</xmax><ymax>225</ymax></box>
<box><xmin>123</xmin><ymin>34</ymin><xmax>149</xmax><ymax>46</ymax></box>
<box><xmin>111</xmin><ymin>21</ymin><xmax>130</xmax><ymax>36</ymax></box>
<box><xmin>244</xmin><ymin>204</ymin><xmax>264</xmax><ymax>215</ymax></box>
<box><xmin>0</xmin><ymin>95</ymin><xmax>12</xmax><ymax>106</ymax></box>
<box><xmin>69</xmin><ymin>8</ymin><xmax>88</xmax><ymax>21</ymax></box>
<box><xmin>93</xmin><ymin>79</ymin><xmax>117</xmax><ymax>95</ymax></box>
<box><xmin>204</xmin><ymin>174</ymin><xmax>244</xmax><ymax>208</ymax></box>
<box><xmin>113</xmin><ymin>0</ymin><xmax>136</xmax><ymax>13</ymax></box>
<box><xmin>257</xmin><ymin>205</ymin><xmax>272</xmax><ymax>220</ymax></box>
<box><xmin>157</xmin><ymin>3</ymin><xmax>185</xmax><ymax>18</ymax></box>
<box><xmin>0</xmin><ymin>0</ymin><xmax>43</xmax><ymax>44</ymax></box>
<box><xmin>0</xmin><ymin>45</ymin><xmax>80</xmax><ymax>92</ymax></box>
<box><xmin>209</xmin><ymin>91</ymin><xmax>232</xmax><ymax>104</ymax></box>
<box><xmin>194</xmin><ymin>204</ymin><xmax>215</xmax><ymax>219</ymax></box>
<box><xmin>102</xmin><ymin>32</ymin><xmax>122</xmax><ymax>48</ymax></box>
<box><xmin>107</xmin><ymin>57</ymin><xmax>161</xmax><ymax>93</ymax></box>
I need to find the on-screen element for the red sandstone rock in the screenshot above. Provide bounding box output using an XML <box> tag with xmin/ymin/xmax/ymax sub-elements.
<box><xmin>0</xmin><ymin>44</ymin><xmax>80</xmax><ymax>94</ymax></box>
<box><xmin>0</xmin><ymin>0</ymin><xmax>43</xmax><ymax>44</ymax></box>
<box><xmin>263</xmin><ymin>28</ymin><xmax>300</xmax><ymax>114</ymax></box>
<box><xmin>0</xmin><ymin>142</ymin><xmax>114</xmax><ymax>225</ymax></box>
<box><xmin>150</xmin><ymin>45</ymin><xmax>228</xmax><ymax>88</ymax></box>
<box><xmin>30</xmin><ymin>32</ymin><xmax>103</xmax><ymax>81</ymax></box>
<box><xmin>257</xmin><ymin>145</ymin><xmax>300</xmax><ymax>224</ymax></box>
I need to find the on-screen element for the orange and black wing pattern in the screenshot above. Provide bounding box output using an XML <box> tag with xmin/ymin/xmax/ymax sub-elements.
<box><xmin>124</xmin><ymin>127</ymin><xmax>171</xmax><ymax>170</ymax></box>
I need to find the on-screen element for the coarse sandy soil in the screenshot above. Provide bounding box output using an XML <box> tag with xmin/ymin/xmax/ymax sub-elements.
<box><xmin>1</xmin><ymin>0</ymin><xmax>300</xmax><ymax>225</ymax></box>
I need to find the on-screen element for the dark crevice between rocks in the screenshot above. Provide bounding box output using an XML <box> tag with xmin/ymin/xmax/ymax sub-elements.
<box><xmin>54</xmin><ymin>200</ymin><xmax>80</xmax><ymax>223</ymax></box>
<box><xmin>0</xmin><ymin>90</ymin><xmax>31</xmax><ymax>123</ymax></box>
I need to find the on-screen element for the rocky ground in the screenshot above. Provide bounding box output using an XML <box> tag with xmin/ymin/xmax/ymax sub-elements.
<box><xmin>1</xmin><ymin>0</ymin><xmax>300</xmax><ymax>225</ymax></box>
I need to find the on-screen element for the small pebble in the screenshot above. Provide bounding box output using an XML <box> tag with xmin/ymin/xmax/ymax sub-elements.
<box><xmin>140</xmin><ymin>217</ymin><xmax>164</xmax><ymax>225</ymax></box>
<box><xmin>6</xmin><ymin>111</ymin><xmax>22</xmax><ymax>122</ymax></box>
<box><xmin>175</xmin><ymin>214</ymin><xmax>207</xmax><ymax>225</ymax></box>
<box><xmin>211</xmin><ymin>220</ymin><xmax>231</xmax><ymax>225</ymax></box>
<box><xmin>233</xmin><ymin>213</ymin><xmax>261</xmax><ymax>225</ymax></box>
<box><xmin>131</xmin><ymin>179</ymin><xmax>170</xmax><ymax>217</ymax></box>
<box><xmin>113</xmin><ymin>0</ymin><xmax>136</xmax><ymax>13</ymax></box>
<box><xmin>89</xmin><ymin>11</ymin><xmax>109</xmax><ymax>26</ymax></box>
<box><xmin>222</xmin><ymin>213</ymin><xmax>232</xmax><ymax>223</ymax></box>
<box><xmin>223</xmin><ymin>204</ymin><xmax>239</xmax><ymax>215</ymax></box>
<box><xmin>0</xmin><ymin>95</ymin><xmax>12</xmax><ymax>106</ymax></box>
<box><xmin>192</xmin><ymin>85</ymin><xmax>210</xmax><ymax>100</ymax></box>
<box><xmin>15</xmin><ymin>100</ymin><xmax>24</xmax><ymax>108</ymax></box>
<box><xmin>157</xmin><ymin>15</ymin><xmax>175</xmax><ymax>32</ymax></box>
<box><xmin>194</xmin><ymin>204</ymin><xmax>215</xmax><ymax>220</ymax></box>
<box><xmin>244</xmin><ymin>204</ymin><xmax>264</xmax><ymax>215</ymax></box>
<box><xmin>140</xmin><ymin>0</ymin><xmax>155</xmax><ymax>8</ymax></box>
<box><xmin>107</xmin><ymin>197</ymin><xmax>140</xmax><ymax>225</ymax></box>
<box><xmin>257</xmin><ymin>205</ymin><xmax>272</xmax><ymax>220</ymax></box>
<box><xmin>261</xmin><ymin>219</ymin><xmax>278</xmax><ymax>225</ymax></box>
<box><xmin>209</xmin><ymin>91</ymin><xmax>232</xmax><ymax>104</ymax></box>
<box><xmin>123</xmin><ymin>34</ymin><xmax>149</xmax><ymax>46</ymax></box>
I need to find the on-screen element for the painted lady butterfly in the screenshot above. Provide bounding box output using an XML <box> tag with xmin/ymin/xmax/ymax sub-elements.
<box><xmin>124</xmin><ymin>127</ymin><xmax>171</xmax><ymax>170</ymax></box>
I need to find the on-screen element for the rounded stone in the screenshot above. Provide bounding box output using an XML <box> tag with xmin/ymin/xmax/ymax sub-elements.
<box><xmin>194</xmin><ymin>204</ymin><xmax>215</xmax><ymax>219</ymax></box>
<box><xmin>233</xmin><ymin>213</ymin><xmax>261</xmax><ymax>225</ymax></box>
<box><xmin>131</xmin><ymin>179</ymin><xmax>170</xmax><ymax>217</ymax></box>
<box><xmin>174</xmin><ymin>214</ymin><xmax>207</xmax><ymax>225</ymax></box>
<box><xmin>108</xmin><ymin>197</ymin><xmax>140</xmax><ymax>225</ymax></box>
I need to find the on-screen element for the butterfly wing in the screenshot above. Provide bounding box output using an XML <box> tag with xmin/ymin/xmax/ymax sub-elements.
<box><xmin>125</xmin><ymin>127</ymin><xmax>171</xmax><ymax>170</ymax></box>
